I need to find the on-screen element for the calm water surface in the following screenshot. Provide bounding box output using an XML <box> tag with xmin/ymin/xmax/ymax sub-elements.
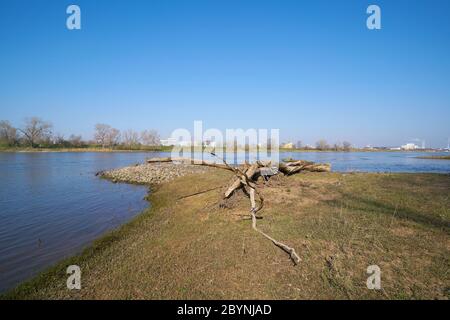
<box><xmin>0</xmin><ymin>152</ymin><xmax>164</xmax><ymax>293</ymax></box>
<box><xmin>0</xmin><ymin>151</ymin><xmax>449</xmax><ymax>293</ymax></box>
<box><xmin>278</xmin><ymin>151</ymin><xmax>450</xmax><ymax>173</ymax></box>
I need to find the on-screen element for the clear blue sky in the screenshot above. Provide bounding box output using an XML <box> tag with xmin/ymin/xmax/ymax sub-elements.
<box><xmin>0</xmin><ymin>0</ymin><xmax>449</xmax><ymax>147</ymax></box>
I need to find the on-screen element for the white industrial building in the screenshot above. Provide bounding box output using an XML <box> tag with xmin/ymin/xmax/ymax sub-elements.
<box><xmin>401</xmin><ymin>143</ymin><xmax>419</xmax><ymax>150</ymax></box>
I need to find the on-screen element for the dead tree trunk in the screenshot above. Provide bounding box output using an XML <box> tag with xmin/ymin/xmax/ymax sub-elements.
<box><xmin>146</xmin><ymin>155</ymin><xmax>330</xmax><ymax>266</ymax></box>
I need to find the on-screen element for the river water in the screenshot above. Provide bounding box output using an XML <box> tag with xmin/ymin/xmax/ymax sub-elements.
<box><xmin>0</xmin><ymin>151</ymin><xmax>449</xmax><ymax>293</ymax></box>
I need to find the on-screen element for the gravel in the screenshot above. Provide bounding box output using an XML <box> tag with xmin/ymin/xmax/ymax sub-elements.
<box><xmin>100</xmin><ymin>162</ymin><xmax>212</xmax><ymax>185</ymax></box>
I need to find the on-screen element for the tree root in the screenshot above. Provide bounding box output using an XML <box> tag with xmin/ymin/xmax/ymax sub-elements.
<box><xmin>250</xmin><ymin>211</ymin><xmax>301</xmax><ymax>265</ymax></box>
<box><xmin>248</xmin><ymin>188</ymin><xmax>301</xmax><ymax>265</ymax></box>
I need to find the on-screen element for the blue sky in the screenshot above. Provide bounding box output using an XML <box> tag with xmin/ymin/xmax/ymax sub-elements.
<box><xmin>0</xmin><ymin>0</ymin><xmax>449</xmax><ymax>147</ymax></box>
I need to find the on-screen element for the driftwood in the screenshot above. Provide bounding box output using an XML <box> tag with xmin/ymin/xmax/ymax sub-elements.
<box><xmin>225</xmin><ymin>162</ymin><xmax>260</xmax><ymax>198</ymax></box>
<box><xmin>210</xmin><ymin>153</ymin><xmax>299</xmax><ymax>265</ymax></box>
<box><xmin>146</xmin><ymin>155</ymin><xmax>330</xmax><ymax>265</ymax></box>
<box><xmin>147</xmin><ymin>157</ymin><xmax>232</xmax><ymax>171</ymax></box>
<box><xmin>249</xmin><ymin>187</ymin><xmax>301</xmax><ymax>265</ymax></box>
<box><xmin>279</xmin><ymin>161</ymin><xmax>330</xmax><ymax>175</ymax></box>
<box><xmin>147</xmin><ymin>157</ymin><xmax>173</xmax><ymax>163</ymax></box>
<box><xmin>148</xmin><ymin>157</ymin><xmax>330</xmax><ymax>176</ymax></box>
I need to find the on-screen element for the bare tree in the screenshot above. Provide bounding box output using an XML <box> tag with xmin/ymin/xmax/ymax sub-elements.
<box><xmin>140</xmin><ymin>129</ymin><xmax>160</xmax><ymax>146</ymax></box>
<box><xmin>53</xmin><ymin>133</ymin><xmax>66</xmax><ymax>145</ymax></box>
<box><xmin>123</xmin><ymin>129</ymin><xmax>140</xmax><ymax>147</ymax></box>
<box><xmin>69</xmin><ymin>134</ymin><xmax>83</xmax><ymax>147</ymax></box>
<box><xmin>94</xmin><ymin>124</ymin><xmax>110</xmax><ymax>148</ymax></box>
<box><xmin>343</xmin><ymin>141</ymin><xmax>352</xmax><ymax>151</ymax></box>
<box><xmin>94</xmin><ymin>124</ymin><xmax>120</xmax><ymax>148</ymax></box>
<box><xmin>19</xmin><ymin>117</ymin><xmax>53</xmax><ymax>147</ymax></box>
<box><xmin>316</xmin><ymin>139</ymin><xmax>329</xmax><ymax>151</ymax></box>
<box><xmin>107</xmin><ymin>128</ymin><xmax>121</xmax><ymax>147</ymax></box>
<box><xmin>295</xmin><ymin>140</ymin><xmax>303</xmax><ymax>149</ymax></box>
<box><xmin>333</xmin><ymin>142</ymin><xmax>342</xmax><ymax>151</ymax></box>
<box><xmin>0</xmin><ymin>120</ymin><xmax>18</xmax><ymax>146</ymax></box>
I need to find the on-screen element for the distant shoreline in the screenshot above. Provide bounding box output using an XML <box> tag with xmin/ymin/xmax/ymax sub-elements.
<box><xmin>0</xmin><ymin>147</ymin><xmax>172</xmax><ymax>153</ymax></box>
<box><xmin>279</xmin><ymin>148</ymin><xmax>440</xmax><ymax>153</ymax></box>
<box><xmin>0</xmin><ymin>147</ymin><xmax>444</xmax><ymax>154</ymax></box>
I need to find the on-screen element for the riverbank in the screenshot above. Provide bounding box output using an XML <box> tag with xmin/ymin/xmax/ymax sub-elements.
<box><xmin>2</xmin><ymin>167</ymin><xmax>449</xmax><ymax>299</ymax></box>
<box><xmin>0</xmin><ymin>146</ymin><xmax>173</xmax><ymax>153</ymax></box>
<box><xmin>417</xmin><ymin>155</ymin><xmax>450</xmax><ymax>160</ymax></box>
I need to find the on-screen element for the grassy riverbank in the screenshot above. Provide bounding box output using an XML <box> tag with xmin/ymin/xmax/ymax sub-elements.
<box><xmin>0</xmin><ymin>146</ymin><xmax>173</xmax><ymax>153</ymax></box>
<box><xmin>2</xmin><ymin>170</ymin><xmax>449</xmax><ymax>299</ymax></box>
<box><xmin>417</xmin><ymin>155</ymin><xmax>450</xmax><ymax>160</ymax></box>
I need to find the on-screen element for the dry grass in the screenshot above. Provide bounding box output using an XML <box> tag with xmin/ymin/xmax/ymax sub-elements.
<box><xmin>417</xmin><ymin>155</ymin><xmax>450</xmax><ymax>160</ymax></box>
<box><xmin>2</xmin><ymin>171</ymin><xmax>449</xmax><ymax>300</ymax></box>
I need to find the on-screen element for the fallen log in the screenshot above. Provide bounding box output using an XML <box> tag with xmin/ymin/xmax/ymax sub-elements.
<box><xmin>225</xmin><ymin>176</ymin><xmax>245</xmax><ymax>198</ymax></box>
<box><xmin>147</xmin><ymin>157</ymin><xmax>232</xmax><ymax>171</ymax></box>
<box><xmin>147</xmin><ymin>156</ymin><xmax>330</xmax><ymax>174</ymax></box>
<box><xmin>147</xmin><ymin>157</ymin><xmax>173</xmax><ymax>163</ymax></box>
<box><xmin>224</xmin><ymin>162</ymin><xmax>260</xmax><ymax>198</ymax></box>
<box><xmin>279</xmin><ymin>162</ymin><xmax>330</xmax><ymax>175</ymax></box>
<box><xmin>284</xmin><ymin>160</ymin><xmax>314</xmax><ymax>167</ymax></box>
<box><xmin>302</xmin><ymin>163</ymin><xmax>331</xmax><ymax>172</ymax></box>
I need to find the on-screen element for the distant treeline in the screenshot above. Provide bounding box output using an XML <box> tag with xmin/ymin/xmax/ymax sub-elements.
<box><xmin>1</xmin><ymin>117</ymin><xmax>354</xmax><ymax>152</ymax></box>
<box><xmin>283</xmin><ymin>139</ymin><xmax>352</xmax><ymax>151</ymax></box>
<box><xmin>0</xmin><ymin>117</ymin><xmax>161</xmax><ymax>150</ymax></box>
